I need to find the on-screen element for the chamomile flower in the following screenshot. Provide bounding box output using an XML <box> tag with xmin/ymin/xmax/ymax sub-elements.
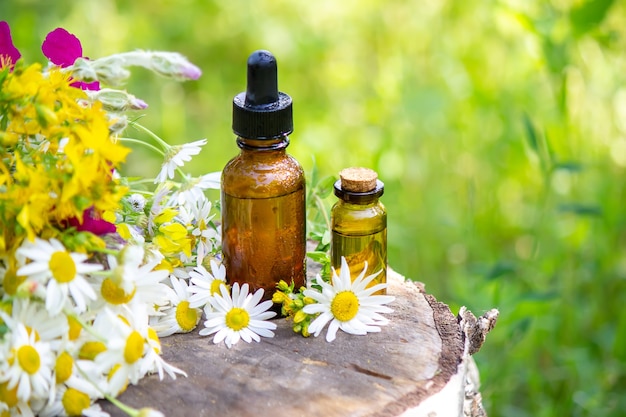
<box><xmin>2</xmin><ymin>322</ymin><xmax>54</xmax><ymax>402</ymax></box>
<box><xmin>39</xmin><ymin>381</ymin><xmax>108</xmax><ymax>417</ymax></box>
<box><xmin>155</xmin><ymin>139</ymin><xmax>207</xmax><ymax>183</ymax></box>
<box><xmin>169</xmin><ymin>171</ymin><xmax>221</xmax><ymax>206</ymax></box>
<box><xmin>174</xmin><ymin>197</ymin><xmax>219</xmax><ymax>263</ymax></box>
<box><xmin>16</xmin><ymin>238</ymin><xmax>101</xmax><ymax>315</ymax></box>
<box><xmin>94</xmin><ymin>245</ymin><xmax>170</xmax><ymax>314</ymax></box>
<box><xmin>127</xmin><ymin>193</ymin><xmax>147</xmax><ymax>212</ymax></box>
<box><xmin>188</xmin><ymin>260</ymin><xmax>228</xmax><ymax>309</ymax></box>
<box><xmin>200</xmin><ymin>283</ymin><xmax>276</xmax><ymax>348</ymax></box>
<box><xmin>9</xmin><ymin>298</ymin><xmax>68</xmax><ymax>342</ymax></box>
<box><xmin>142</xmin><ymin>326</ymin><xmax>186</xmax><ymax>381</ymax></box>
<box><xmin>93</xmin><ymin>307</ymin><xmax>151</xmax><ymax>396</ymax></box>
<box><xmin>303</xmin><ymin>257</ymin><xmax>395</xmax><ymax>342</ymax></box>
<box><xmin>151</xmin><ymin>276</ymin><xmax>201</xmax><ymax>337</ymax></box>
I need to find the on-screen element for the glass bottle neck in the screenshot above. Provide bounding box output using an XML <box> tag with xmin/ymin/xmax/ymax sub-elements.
<box><xmin>337</xmin><ymin>197</ymin><xmax>381</xmax><ymax>207</ymax></box>
<box><xmin>236</xmin><ymin>136</ymin><xmax>290</xmax><ymax>151</ymax></box>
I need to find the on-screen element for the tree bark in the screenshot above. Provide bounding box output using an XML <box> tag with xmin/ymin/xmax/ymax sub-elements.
<box><xmin>102</xmin><ymin>270</ymin><xmax>497</xmax><ymax>417</ymax></box>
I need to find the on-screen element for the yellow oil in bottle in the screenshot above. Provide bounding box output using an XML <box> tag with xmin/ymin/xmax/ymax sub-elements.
<box><xmin>222</xmin><ymin>185</ymin><xmax>305</xmax><ymax>298</ymax></box>
<box><xmin>331</xmin><ymin>168</ymin><xmax>387</xmax><ymax>294</ymax></box>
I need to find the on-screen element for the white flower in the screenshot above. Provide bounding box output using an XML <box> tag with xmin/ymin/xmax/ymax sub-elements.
<box><xmin>9</xmin><ymin>298</ymin><xmax>68</xmax><ymax>342</ymax></box>
<box><xmin>95</xmin><ymin>245</ymin><xmax>170</xmax><ymax>314</ymax></box>
<box><xmin>303</xmin><ymin>257</ymin><xmax>395</xmax><ymax>342</ymax></box>
<box><xmin>38</xmin><ymin>378</ymin><xmax>108</xmax><ymax>417</ymax></box>
<box><xmin>93</xmin><ymin>307</ymin><xmax>152</xmax><ymax>396</ymax></box>
<box><xmin>173</xmin><ymin>197</ymin><xmax>218</xmax><ymax>264</ymax></box>
<box><xmin>147</xmin><ymin>183</ymin><xmax>172</xmax><ymax>234</ymax></box>
<box><xmin>188</xmin><ymin>260</ymin><xmax>227</xmax><ymax>309</ymax></box>
<box><xmin>16</xmin><ymin>238</ymin><xmax>102</xmax><ymax>315</ymax></box>
<box><xmin>1</xmin><ymin>322</ymin><xmax>54</xmax><ymax>402</ymax></box>
<box><xmin>151</xmin><ymin>276</ymin><xmax>202</xmax><ymax>337</ymax></box>
<box><xmin>155</xmin><ymin>139</ymin><xmax>207</xmax><ymax>183</ymax></box>
<box><xmin>138</xmin><ymin>408</ymin><xmax>166</xmax><ymax>417</ymax></box>
<box><xmin>127</xmin><ymin>193</ymin><xmax>147</xmax><ymax>212</ymax></box>
<box><xmin>142</xmin><ymin>327</ymin><xmax>187</xmax><ymax>381</ymax></box>
<box><xmin>169</xmin><ymin>171</ymin><xmax>221</xmax><ymax>207</ymax></box>
<box><xmin>200</xmin><ymin>283</ymin><xmax>277</xmax><ymax>348</ymax></box>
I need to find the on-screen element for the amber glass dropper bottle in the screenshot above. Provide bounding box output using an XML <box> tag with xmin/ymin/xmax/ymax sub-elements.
<box><xmin>221</xmin><ymin>50</ymin><xmax>306</xmax><ymax>302</ymax></box>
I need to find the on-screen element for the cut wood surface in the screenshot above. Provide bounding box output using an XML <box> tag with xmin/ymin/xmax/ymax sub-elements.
<box><xmin>101</xmin><ymin>270</ymin><xmax>495</xmax><ymax>417</ymax></box>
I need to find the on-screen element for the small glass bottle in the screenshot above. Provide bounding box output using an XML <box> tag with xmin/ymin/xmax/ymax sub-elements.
<box><xmin>331</xmin><ymin>167</ymin><xmax>387</xmax><ymax>294</ymax></box>
<box><xmin>222</xmin><ymin>50</ymin><xmax>306</xmax><ymax>302</ymax></box>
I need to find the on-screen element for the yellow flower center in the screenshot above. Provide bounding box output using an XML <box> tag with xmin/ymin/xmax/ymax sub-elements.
<box><xmin>49</xmin><ymin>251</ymin><xmax>76</xmax><ymax>283</ymax></box>
<box><xmin>330</xmin><ymin>291</ymin><xmax>360</xmax><ymax>322</ymax></box>
<box><xmin>67</xmin><ymin>315</ymin><xmax>82</xmax><ymax>341</ymax></box>
<box><xmin>25</xmin><ymin>326</ymin><xmax>40</xmax><ymax>342</ymax></box>
<box><xmin>78</xmin><ymin>341</ymin><xmax>107</xmax><ymax>361</ymax></box>
<box><xmin>210</xmin><ymin>280</ymin><xmax>225</xmax><ymax>295</ymax></box>
<box><xmin>225</xmin><ymin>307</ymin><xmax>250</xmax><ymax>331</ymax></box>
<box><xmin>62</xmin><ymin>387</ymin><xmax>90</xmax><ymax>416</ymax></box>
<box><xmin>0</xmin><ymin>381</ymin><xmax>18</xmax><ymax>408</ymax></box>
<box><xmin>2</xmin><ymin>267</ymin><xmax>25</xmax><ymax>296</ymax></box>
<box><xmin>108</xmin><ymin>364</ymin><xmax>129</xmax><ymax>394</ymax></box>
<box><xmin>17</xmin><ymin>345</ymin><xmax>40</xmax><ymax>374</ymax></box>
<box><xmin>148</xmin><ymin>327</ymin><xmax>161</xmax><ymax>354</ymax></box>
<box><xmin>175</xmin><ymin>301</ymin><xmax>200</xmax><ymax>332</ymax></box>
<box><xmin>55</xmin><ymin>351</ymin><xmax>74</xmax><ymax>384</ymax></box>
<box><xmin>124</xmin><ymin>331</ymin><xmax>144</xmax><ymax>364</ymax></box>
<box><xmin>101</xmin><ymin>278</ymin><xmax>136</xmax><ymax>305</ymax></box>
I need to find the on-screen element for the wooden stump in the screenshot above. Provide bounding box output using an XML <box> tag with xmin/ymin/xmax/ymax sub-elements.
<box><xmin>101</xmin><ymin>270</ymin><xmax>497</xmax><ymax>417</ymax></box>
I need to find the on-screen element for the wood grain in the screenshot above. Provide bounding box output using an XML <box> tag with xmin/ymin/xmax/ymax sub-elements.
<box><xmin>101</xmin><ymin>270</ymin><xmax>465</xmax><ymax>417</ymax></box>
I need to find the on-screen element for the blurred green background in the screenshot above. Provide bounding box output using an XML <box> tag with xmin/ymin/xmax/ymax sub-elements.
<box><xmin>3</xmin><ymin>0</ymin><xmax>626</xmax><ymax>415</ymax></box>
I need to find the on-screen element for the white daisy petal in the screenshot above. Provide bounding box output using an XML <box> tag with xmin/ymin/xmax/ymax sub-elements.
<box><xmin>303</xmin><ymin>256</ymin><xmax>394</xmax><ymax>342</ymax></box>
<box><xmin>198</xmin><ymin>283</ymin><xmax>276</xmax><ymax>348</ymax></box>
<box><xmin>326</xmin><ymin>320</ymin><xmax>340</xmax><ymax>342</ymax></box>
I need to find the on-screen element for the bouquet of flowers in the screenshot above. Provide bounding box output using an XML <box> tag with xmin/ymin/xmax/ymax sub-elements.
<box><xmin>0</xmin><ymin>21</ymin><xmax>395</xmax><ymax>417</ymax></box>
<box><xmin>0</xmin><ymin>22</ymin><xmax>237</xmax><ymax>416</ymax></box>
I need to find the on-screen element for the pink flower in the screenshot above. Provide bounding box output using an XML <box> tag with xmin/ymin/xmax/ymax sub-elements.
<box><xmin>42</xmin><ymin>27</ymin><xmax>100</xmax><ymax>90</ymax></box>
<box><xmin>67</xmin><ymin>207</ymin><xmax>116</xmax><ymax>235</ymax></box>
<box><xmin>0</xmin><ymin>21</ymin><xmax>21</xmax><ymax>68</ymax></box>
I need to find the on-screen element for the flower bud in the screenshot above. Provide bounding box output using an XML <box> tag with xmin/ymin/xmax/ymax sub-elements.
<box><xmin>87</xmin><ymin>88</ymin><xmax>148</xmax><ymax>112</ymax></box>
<box><xmin>148</xmin><ymin>52</ymin><xmax>202</xmax><ymax>81</ymax></box>
<box><xmin>272</xmin><ymin>291</ymin><xmax>287</xmax><ymax>304</ymax></box>
<box><xmin>108</xmin><ymin>114</ymin><xmax>129</xmax><ymax>135</ymax></box>
<box><xmin>276</xmin><ymin>280</ymin><xmax>291</xmax><ymax>292</ymax></box>
<box><xmin>138</xmin><ymin>408</ymin><xmax>165</xmax><ymax>417</ymax></box>
<box><xmin>293</xmin><ymin>310</ymin><xmax>307</xmax><ymax>324</ymax></box>
<box><xmin>92</xmin><ymin>56</ymin><xmax>131</xmax><ymax>86</ymax></box>
<box><xmin>70</xmin><ymin>58</ymin><xmax>98</xmax><ymax>83</ymax></box>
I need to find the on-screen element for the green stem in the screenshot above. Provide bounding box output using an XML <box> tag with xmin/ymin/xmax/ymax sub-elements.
<box><xmin>118</xmin><ymin>137</ymin><xmax>165</xmax><ymax>157</ymax></box>
<box><xmin>127</xmin><ymin>188</ymin><xmax>156</xmax><ymax>195</ymax></box>
<box><xmin>314</xmin><ymin>193</ymin><xmax>331</xmax><ymax>231</ymax></box>
<box><xmin>131</xmin><ymin>122</ymin><xmax>171</xmax><ymax>152</ymax></box>
<box><xmin>63</xmin><ymin>310</ymin><xmax>107</xmax><ymax>343</ymax></box>
<box><xmin>75</xmin><ymin>363</ymin><xmax>140</xmax><ymax>417</ymax></box>
<box><xmin>103</xmin><ymin>394</ymin><xmax>140</xmax><ymax>417</ymax></box>
<box><xmin>90</xmin><ymin>247</ymin><xmax>121</xmax><ymax>256</ymax></box>
<box><xmin>128</xmin><ymin>178</ymin><xmax>159</xmax><ymax>186</ymax></box>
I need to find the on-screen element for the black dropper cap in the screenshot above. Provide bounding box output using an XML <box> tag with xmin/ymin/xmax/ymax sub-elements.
<box><xmin>232</xmin><ymin>50</ymin><xmax>293</xmax><ymax>140</ymax></box>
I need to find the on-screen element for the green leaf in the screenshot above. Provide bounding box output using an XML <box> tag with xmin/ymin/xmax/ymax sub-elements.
<box><xmin>553</xmin><ymin>161</ymin><xmax>583</xmax><ymax>172</ymax></box>
<box><xmin>522</xmin><ymin>113</ymin><xmax>539</xmax><ymax>154</ymax></box>
<box><xmin>486</xmin><ymin>261</ymin><xmax>516</xmax><ymax>281</ymax></box>
<box><xmin>558</xmin><ymin>203</ymin><xmax>603</xmax><ymax>217</ymax></box>
<box><xmin>314</xmin><ymin>175</ymin><xmax>336</xmax><ymax>199</ymax></box>
<box><xmin>307</xmin><ymin>251</ymin><xmax>330</xmax><ymax>263</ymax></box>
<box><xmin>570</xmin><ymin>0</ymin><xmax>615</xmax><ymax>36</ymax></box>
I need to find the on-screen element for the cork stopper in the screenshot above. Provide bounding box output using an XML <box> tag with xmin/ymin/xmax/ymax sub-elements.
<box><xmin>339</xmin><ymin>167</ymin><xmax>378</xmax><ymax>193</ymax></box>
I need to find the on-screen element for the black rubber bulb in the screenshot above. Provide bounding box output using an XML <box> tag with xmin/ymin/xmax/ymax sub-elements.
<box><xmin>232</xmin><ymin>49</ymin><xmax>293</xmax><ymax>139</ymax></box>
<box><xmin>245</xmin><ymin>50</ymin><xmax>279</xmax><ymax>108</ymax></box>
